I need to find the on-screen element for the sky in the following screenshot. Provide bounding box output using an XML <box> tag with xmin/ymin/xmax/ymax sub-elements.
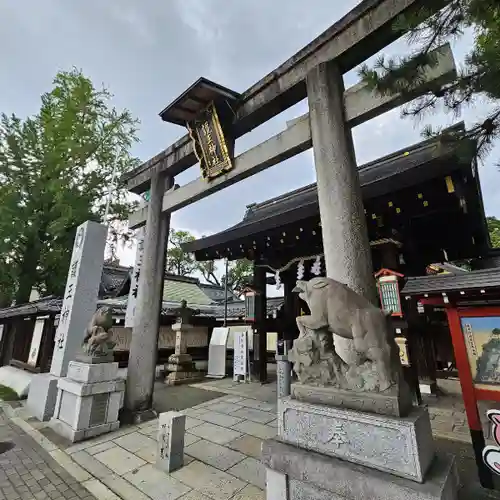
<box><xmin>1</xmin><ymin>0</ymin><xmax>499</xmax><ymax>274</ymax></box>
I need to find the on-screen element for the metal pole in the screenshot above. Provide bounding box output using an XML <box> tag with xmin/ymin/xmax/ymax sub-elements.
<box><xmin>223</xmin><ymin>258</ymin><xmax>229</xmax><ymax>327</ymax></box>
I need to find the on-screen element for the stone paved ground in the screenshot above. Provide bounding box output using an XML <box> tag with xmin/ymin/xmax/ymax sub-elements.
<box><xmin>62</xmin><ymin>393</ymin><xmax>273</xmax><ymax>500</ymax></box>
<box><xmin>425</xmin><ymin>393</ymin><xmax>500</xmax><ymax>444</ymax></box>
<box><xmin>0</xmin><ymin>410</ymin><xmax>96</xmax><ymax>500</ymax></box>
<box><xmin>5</xmin><ymin>377</ymin><xmax>500</xmax><ymax>500</ymax></box>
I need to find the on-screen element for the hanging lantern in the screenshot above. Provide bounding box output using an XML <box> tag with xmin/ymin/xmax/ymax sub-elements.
<box><xmin>243</xmin><ymin>288</ymin><xmax>257</xmax><ymax>322</ymax></box>
<box><xmin>374</xmin><ymin>269</ymin><xmax>404</xmax><ymax>317</ymax></box>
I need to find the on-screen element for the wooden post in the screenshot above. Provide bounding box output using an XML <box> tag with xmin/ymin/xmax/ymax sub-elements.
<box><xmin>39</xmin><ymin>316</ymin><xmax>56</xmax><ymax>373</ymax></box>
<box><xmin>0</xmin><ymin>320</ymin><xmax>14</xmax><ymax>367</ymax></box>
<box><xmin>283</xmin><ymin>269</ymin><xmax>299</xmax><ymax>351</ymax></box>
<box><xmin>400</xmin><ymin>299</ymin><xmax>423</xmax><ymax>406</ymax></box>
<box><xmin>405</xmin><ymin>298</ymin><xmax>438</xmax><ymax>395</ymax></box>
<box><xmin>253</xmin><ymin>263</ymin><xmax>267</xmax><ymax>383</ymax></box>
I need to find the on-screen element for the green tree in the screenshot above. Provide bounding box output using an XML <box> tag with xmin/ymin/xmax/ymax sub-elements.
<box><xmin>359</xmin><ymin>0</ymin><xmax>500</xmax><ymax>159</ymax></box>
<box><xmin>200</xmin><ymin>258</ymin><xmax>254</xmax><ymax>295</ymax></box>
<box><xmin>0</xmin><ymin>69</ymin><xmax>139</xmax><ymax>306</ymax></box>
<box><xmin>488</xmin><ymin>216</ymin><xmax>500</xmax><ymax>248</ymax></box>
<box><xmin>165</xmin><ymin>229</ymin><xmax>198</xmax><ymax>276</ymax></box>
<box><xmin>165</xmin><ymin>228</ymin><xmax>253</xmax><ymax>293</ymax></box>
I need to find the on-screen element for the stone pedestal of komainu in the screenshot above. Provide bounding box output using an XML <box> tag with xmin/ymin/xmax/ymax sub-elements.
<box><xmin>289</xmin><ymin>277</ymin><xmax>412</xmax><ymax>415</ymax></box>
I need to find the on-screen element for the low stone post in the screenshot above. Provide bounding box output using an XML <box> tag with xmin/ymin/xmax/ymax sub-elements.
<box><xmin>276</xmin><ymin>354</ymin><xmax>291</xmax><ymax>398</ymax></box>
<box><xmin>156</xmin><ymin>411</ymin><xmax>186</xmax><ymax>473</ymax></box>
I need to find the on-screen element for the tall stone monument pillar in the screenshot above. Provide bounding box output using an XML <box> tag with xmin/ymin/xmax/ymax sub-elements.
<box><xmin>124</xmin><ymin>172</ymin><xmax>172</xmax><ymax>422</ymax></box>
<box><xmin>27</xmin><ymin>221</ymin><xmax>108</xmax><ymax>421</ymax></box>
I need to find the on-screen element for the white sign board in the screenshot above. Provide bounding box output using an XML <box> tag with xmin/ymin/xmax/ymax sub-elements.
<box><xmin>51</xmin><ymin>221</ymin><xmax>108</xmax><ymax>378</ymax></box>
<box><xmin>27</xmin><ymin>317</ymin><xmax>46</xmax><ymax>367</ymax></box>
<box><xmin>233</xmin><ymin>329</ymin><xmax>250</xmax><ymax>379</ymax></box>
<box><xmin>125</xmin><ymin>227</ymin><xmax>145</xmax><ymax>327</ymax></box>
<box><xmin>207</xmin><ymin>327</ymin><xmax>229</xmax><ymax>379</ymax></box>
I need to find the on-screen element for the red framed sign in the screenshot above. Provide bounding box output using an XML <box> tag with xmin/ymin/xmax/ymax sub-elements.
<box><xmin>446</xmin><ymin>305</ymin><xmax>500</xmax><ymax>489</ymax></box>
<box><xmin>448</xmin><ymin>306</ymin><xmax>500</xmax><ymax>404</ymax></box>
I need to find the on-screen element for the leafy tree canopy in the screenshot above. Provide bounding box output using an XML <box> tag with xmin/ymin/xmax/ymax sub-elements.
<box><xmin>0</xmin><ymin>69</ymin><xmax>139</xmax><ymax>306</ymax></box>
<box><xmin>166</xmin><ymin>228</ymin><xmax>253</xmax><ymax>294</ymax></box>
<box><xmin>488</xmin><ymin>216</ymin><xmax>500</xmax><ymax>248</ymax></box>
<box><xmin>360</xmin><ymin>0</ymin><xmax>500</xmax><ymax>160</ymax></box>
<box><xmin>165</xmin><ymin>229</ymin><xmax>198</xmax><ymax>276</ymax></box>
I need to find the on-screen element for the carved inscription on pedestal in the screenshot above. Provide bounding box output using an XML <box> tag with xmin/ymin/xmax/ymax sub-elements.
<box><xmin>89</xmin><ymin>393</ymin><xmax>109</xmax><ymax>427</ymax></box>
<box><xmin>278</xmin><ymin>398</ymin><xmax>433</xmax><ymax>482</ymax></box>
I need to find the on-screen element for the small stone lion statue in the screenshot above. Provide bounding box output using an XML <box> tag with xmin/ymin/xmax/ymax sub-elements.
<box><xmin>81</xmin><ymin>306</ymin><xmax>116</xmax><ymax>357</ymax></box>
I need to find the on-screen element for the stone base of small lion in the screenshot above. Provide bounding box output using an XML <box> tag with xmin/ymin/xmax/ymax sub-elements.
<box><xmin>75</xmin><ymin>352</ymin><xmax>115</xmax><ymax>364</ymax></box>
<box><xmin>288</xmin><ymin>330</ymin><xmax>397</xmax><ymax>393</ymax></box>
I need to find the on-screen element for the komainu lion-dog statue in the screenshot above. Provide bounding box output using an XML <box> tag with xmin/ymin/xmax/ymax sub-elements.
<box><xmin>80</xmin><ymin>306</ymin><xmax>116</xmax><ymax>358</ymax></box>
<box><xmin>292</xmin><ymin>277</ymin><xmax>401</xmax><ymax>392</ymax></box>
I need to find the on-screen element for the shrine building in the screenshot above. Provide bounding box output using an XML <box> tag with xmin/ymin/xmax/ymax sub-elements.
<box><xmin>181</xmin><ymin>122</ymin><xmax>494</xmax><ymax>388</ymax></box>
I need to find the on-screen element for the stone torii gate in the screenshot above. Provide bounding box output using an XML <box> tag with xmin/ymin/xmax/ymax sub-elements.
<box><xmin>121</xmin><ymin>0</ymin><xmax>455</xmax><ymax>420</ymax></box>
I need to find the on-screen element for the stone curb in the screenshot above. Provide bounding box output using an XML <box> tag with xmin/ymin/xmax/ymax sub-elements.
<box><xmin>1</xmin><ymin>403</ymin><xmax>120</xmax><ymax>500</ymax></box>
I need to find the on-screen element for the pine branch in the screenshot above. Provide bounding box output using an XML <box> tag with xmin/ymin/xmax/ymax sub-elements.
<box><xmin>359</xmin><ymin>0</ymin><xmax>500</xmax><ymax>161</ymax></box>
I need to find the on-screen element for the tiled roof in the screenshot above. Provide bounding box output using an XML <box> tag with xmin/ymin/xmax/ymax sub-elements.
<box><xmin>99</xmin><ymin>296</ymin><xmax>284</xmax><ymax>320</ymax></box>
<box><xmin>199</xmin><ymin>283</ymin><xmax>240</xmax><ymax>303</ymax></box>
<box><xmin>182</xmin><ymin>123</ymin><xmax>475</xmax><ymax>255</ymax></box>
<box><xmin>162</xmin><ymin>277</ymin><xmax>213</xmax><ymax>305</ymax></box>
<box><xmin>0</xmin><ymin>296</ymin><xmax>63</xmax><ymax>320</ymax></box>
<box><xmin>402</xmin><ymin>267</ymin><xmax>500</xmax><ymax>295</ymax></box>
<box><xmin>0</xmin><ymin>271</ymin><xmax>283</xmax><ymax>321</ymax></box>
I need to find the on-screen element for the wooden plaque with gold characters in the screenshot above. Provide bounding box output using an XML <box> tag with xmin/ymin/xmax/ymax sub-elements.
<box><xmin>188</xmin><ymin>102</ymin><xmax>233</xmax><ymax>181</ymax></box>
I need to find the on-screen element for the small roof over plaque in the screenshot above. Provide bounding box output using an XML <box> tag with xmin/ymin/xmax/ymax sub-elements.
<box><xmin>159</xmin><ymin>77</ymin><xmax>241</xmax><ymax>127</ymax></box>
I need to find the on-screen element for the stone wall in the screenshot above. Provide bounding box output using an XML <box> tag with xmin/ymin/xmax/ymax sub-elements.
<box><xmin>111</xmin><ymin>325</ymin><xmax>209</xmax><ymax>352</ymax></box>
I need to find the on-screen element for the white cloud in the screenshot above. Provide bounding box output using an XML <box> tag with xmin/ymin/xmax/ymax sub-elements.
<box><xmin>0</xmin><ymin>0</ymin><xmax>497</xmax><ymax>272</ymax></box>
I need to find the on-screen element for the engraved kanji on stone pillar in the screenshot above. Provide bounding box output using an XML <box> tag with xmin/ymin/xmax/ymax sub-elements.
<box><xmin>156</xmin><ymin>411</ymin><xmax>186</xmax><ymax>473</ymax></box>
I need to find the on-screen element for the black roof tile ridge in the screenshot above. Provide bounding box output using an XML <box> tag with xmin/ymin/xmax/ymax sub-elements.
<box><xmin>405</xmin><ymin>266</ymin><xmax>500</xmax><ymax>282</ymax></box>
<box><xmin>243</xmin><ymin>122</ymin><xmax>465</xmax><ymax>219</ymax></box>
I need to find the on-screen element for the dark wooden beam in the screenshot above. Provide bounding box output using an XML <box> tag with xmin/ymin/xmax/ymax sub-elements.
<box><xmin>39</xmin><ymin>316</ymin><xmax>56</xmax><ymax>373</ymax></box>
<box><xmin>252</xmin><ymin>263</ymin><xmax>268</xmax><ymax>383</ymax></box>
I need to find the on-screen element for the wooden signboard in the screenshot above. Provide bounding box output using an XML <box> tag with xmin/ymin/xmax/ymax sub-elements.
<box><xmin>188</xmin><ymin>102</ymin><xmax>233</xmax><ymax>181</ymax></box>
<box><xmin>445</xmin><ymin>305</ymin><xmax>500</xmax><ymax>489</ymax></box>
<box><xmin>233</xmin><ymin>329</ymin><xmax>251</xmax><ymax>382</ymax></box>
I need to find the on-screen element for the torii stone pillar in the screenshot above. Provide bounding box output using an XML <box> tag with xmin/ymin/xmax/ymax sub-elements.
<box><xmin>307</xmin><ymin>60</ymin><xmax>376</xmax><ymax>364</ymax></box>
<box><xmin>307</xmin><ymin>60</ymin><xmax>376</xmax><ymax>302</ymax></box>
<box><xmin>123</xmin><ymin>172</ymin><xmax>173</xmax><ymax>422</ymax></box>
